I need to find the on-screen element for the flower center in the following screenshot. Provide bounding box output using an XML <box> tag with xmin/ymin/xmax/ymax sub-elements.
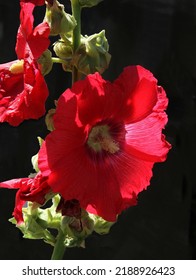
<box><xmin>87</xmin><ymin>124</ymin><xmax>120</xmax><ymax>154</ymax></box>
<box><xmin>9</xmin><ymin>60</ymin><xmax>24</xmax><ymax>74</ymax></box>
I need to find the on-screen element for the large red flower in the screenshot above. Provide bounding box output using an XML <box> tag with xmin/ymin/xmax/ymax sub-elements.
<box><xmin>0</xmin><ymin>172</ymin><xmax>51</xmax><ymax>224</ymax></box>
<box><xmin>38</xmin><ymin>65</ymin><xmax>171</xmax><ymax>222</ymax></box>
<box><xmin>0</xmin><ymin>2</ymin><xmax>50</xmax><ymax>126</ymax></box>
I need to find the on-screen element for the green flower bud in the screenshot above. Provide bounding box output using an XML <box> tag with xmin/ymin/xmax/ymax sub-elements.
<box><xmin>53</xmin><ymin>40</ymin><xmax>73</xmax><ymax>59</ymax></box>
<box><xmin>61</xmin><ymin>210</ymin><xmax>94</xmax><ymax>248</ymax></box>
<box><xmin>37</xmin><ymin>49</ymin><xmax>53</xmax><ymax>76</ymax></box>
<box><xmin>79</xmin><ymin>0</ymin><xmax>103</xmax><ymax>8</ymax></box>
<box><xmin>89</xmin><ymin>214</ymin><xmax>114</xmax><ymax>235</ymax></box>
<box><xmin>44</xmin><ymin>0</ymin><xmax>76</xmax><ymax>36</ymax></box>
<box><xmin>74</xmin><ymin>30</ymin><xmax>111</xmax><ymax>75</ymax></box>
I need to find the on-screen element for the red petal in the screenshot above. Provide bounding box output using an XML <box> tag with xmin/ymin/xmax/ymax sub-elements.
<box><xmin>44</xmin><ymin>143</ymin><xmax>154</xmax><ymax>221</ymax></box>
<box><xmin>16</xmin><ymin>3</ymin><xmax>50</xmax><ymax>60</ymax></box>
<box><xmin>125</xmin><ymin>86</ymin><xmax>171</xmax><ymax>162</ymax></box>
<box><xmin>29</xmin><ymin>22</ymin><xmax>50</xmax><ymax>59</ymax></box>
<box><xmin>0</xmin><ymin>61</ymin><xmax>48</xmax><ymax>126</ymax></box>
<box><xmin>13</xmin><ymin>191</ymin><xmax>26</xmax><ymax>224</ymax></box>
<box><xmin>114</xmin><ymin>65</ymin><xmax>158</xmax><ymax>123</ymax></box>
<box><xmin>0</xmin><ymin>178</ymin><xmax>29</xmax><ymax>224</ymax></box>
<box><xmin>16</xmin><ymin>3</ymin><xmax>34</xmax><ymax>59</ymax></box>
<box><xmin>69</xmin><ymin>73</ymin><xmax>124</xmax><ymax>125</ymax></box>
<box><xmin>20</xmin><ymin>0</ymin><xmax>45</xmax><ymax>6</ymax></box>
<box><xmin>0</xmin><ymin>178</ymin><xmax>29</xmax><ymax>189</ymax></box>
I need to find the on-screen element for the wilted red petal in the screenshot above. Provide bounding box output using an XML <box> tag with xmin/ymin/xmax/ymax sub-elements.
<box><xmin>0</xmin><ymin>61</ymin><xmax>48</xmax><ymax>126</ymax></box>
<box><xmin>0</xmin><ymin>173</ymin><xmax>51</xmax><ymax>223</ymax></box>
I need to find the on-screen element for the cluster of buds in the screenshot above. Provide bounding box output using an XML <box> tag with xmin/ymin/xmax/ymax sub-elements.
<box><xmin>44</xmin><ymin>0</ymin><xmax>110</xmax><ymax>75</ymax></box>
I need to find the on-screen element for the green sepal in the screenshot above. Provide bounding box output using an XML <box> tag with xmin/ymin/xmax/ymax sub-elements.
<box><xmin>31</xmin><ymin>137</ymin><xmax>44</xmax><ymax>173</ymax></box>
<box><xmin>9</xmin><ymin>212</ymin><xmax>56</xmax><ymax>246</ymax></box>
<box><xmin>89</xmin><ymin>214</ymin><xmax>115</xmax><ymax>235</ymax></box>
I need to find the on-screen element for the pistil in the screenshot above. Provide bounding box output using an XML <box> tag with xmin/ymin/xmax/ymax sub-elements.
<box><xmin>87</xmin><ymin>124</ymin><xmax>119</xmax><ymax>154</ymax></box>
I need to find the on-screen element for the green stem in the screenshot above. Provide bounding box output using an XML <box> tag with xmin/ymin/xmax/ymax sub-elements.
<box><xmin>71</xmin><ymin>0</ymin><xmax>82</xmax><ymax>84</ymax></box>
<box><xmin>51</xmin><ymin>229</ymin><xmax>65</xmax><ymax>260</ymax></box>
<box><xmin>51</xmin><ymin>57</ymin><xmax>66</xmax><ymax>64</ymax></box>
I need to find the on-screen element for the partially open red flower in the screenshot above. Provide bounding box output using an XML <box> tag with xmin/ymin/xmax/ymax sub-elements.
<box><xmin>0</xmin><ymin>2</ymin><xmax>50</xmax><ymax>126</ymax></box>
<box><xmin>0</xmin><ymin>172</ymin><xmax>51</xmax><ymax>224</ymax></box>
<box><xmin>38</xmin><ymin>65</ymin><xmax>171</xmax><ymax>222</ymax></box>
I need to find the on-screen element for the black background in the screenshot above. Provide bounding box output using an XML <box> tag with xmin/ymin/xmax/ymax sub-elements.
<box><xmin>0</xmin><ymin>0</ymin><xmax>196</xmax><ymax>260</ymax></box>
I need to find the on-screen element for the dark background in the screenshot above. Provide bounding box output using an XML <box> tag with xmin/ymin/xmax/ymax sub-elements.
<box><xmin>0</xmin><ymin>0</ymin><xmax>196</xmax><ymax>260</ymax></box>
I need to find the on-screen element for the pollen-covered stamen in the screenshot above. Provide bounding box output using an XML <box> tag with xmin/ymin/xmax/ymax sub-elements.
<box><xmin>87</xmin><ymin>124</ymin><xmax>120</xmax><ymax>154</ymax></box>
<box><xmin>9</xmin><ymin>60</ymin><xmax>24</xmax><ymax>74</ymax></box>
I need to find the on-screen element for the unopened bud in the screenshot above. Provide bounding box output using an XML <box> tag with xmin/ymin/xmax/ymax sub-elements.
<box><xmin>53</xmin><ymin>40</ymin><xmax>73</xmax><ymax>59</ymax></box>
<box><xmin>37</xmin><ymin>49</ymin><xmax>53</xmax><ymax>76</ymax></box>
<box><xmin>44</xmin><ymin>0</ymin><xmax>76</xmax><ymax>36</ymax></box>
<box><xmin>74</xmin><ymin>30</ymin><xmax>111</xmax><ymax>75</ymax></box>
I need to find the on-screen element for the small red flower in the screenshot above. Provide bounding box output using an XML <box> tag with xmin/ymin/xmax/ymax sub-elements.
<box><xmin>38</xmin><ymin>65</ymin><xmax>171</xmax><ymax>222</ymax></box>
<box><xmin>0</xmin><ymin>2</ymin><xmax>50</xmax><ymax>126</ymax></box>
<box><xmin>0</xmin><ymin>172</ymin><xmax>51</xmax><ymax>224</ymax></box>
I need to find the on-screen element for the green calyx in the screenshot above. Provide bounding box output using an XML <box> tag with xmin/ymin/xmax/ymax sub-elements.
<box><xmin>73</xmin><ymin>30</ymin><xmax>111</xmax><ymax>75</ymax></box>
<box><xmin>44</xmin><ymin>0</ymin><xmax>76</xmax><ymax>37</ymax></box>
<box><xmin>89</xmin><ymin>214</ymin><xmax>115</xmax><ymax>235</ymax></box>
<box><xmin>79</xmin><ymin>0</ymin><xmax>103</xmax><ymax>8</ymax></box>
<box><xmin>9</xmin><ymin>193</ymin><xmax>115</xmax><ymax>252</ymax></box>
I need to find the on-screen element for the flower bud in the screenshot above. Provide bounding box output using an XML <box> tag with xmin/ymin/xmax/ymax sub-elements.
<box><xmin>44</xmin><ymin>0</ymin><xmax>76</xmax><ymax>36</ymax></box>
<box><xmin>61</xmin><ymin>209</ymin><xmax>94</xmax><ymax>247</ymax></box>
<box><xmin>74</xmin><ymin>30</ymin><xmax>111</xmax><ymax>75</ymax></box>
<box><xmin>37</xmin><ymin>49</ymin><xmax>53</xmax><ymax>76</ymax></box>
<box><xmin>53</xmin><ymin>40</ymin><xmax>73</xmax><ymax>59</ymax></box>
<box><xmin>79</xmin><ymin>0</ymin><xmax>103</xmax><ymax>8</ymax></box>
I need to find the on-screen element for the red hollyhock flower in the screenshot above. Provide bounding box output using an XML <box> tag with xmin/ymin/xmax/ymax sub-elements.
<box><xmin>0</xmin><ymin>172</ymin><xmax>51</xmax><ymax>224</ymax></box>
<box><xmin>0</xmin><ymin>2</ymin><xmax>50</xmax><ymax>126</ymax></box>
<box><xmin>38</xmin><ymin>65</ymin><xmax>171</xmax><ymax>222</ymax></box>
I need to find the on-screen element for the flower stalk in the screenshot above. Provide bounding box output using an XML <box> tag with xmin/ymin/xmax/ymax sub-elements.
<box><xmin>71</xmin><ymin>0</ymin><xmax>82</xmax><ymax>84</ymax></box>
<box><xmin>51</xmin><ymin>229</ymin><xmax>65</xmax><ymax>260</ymax></box>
